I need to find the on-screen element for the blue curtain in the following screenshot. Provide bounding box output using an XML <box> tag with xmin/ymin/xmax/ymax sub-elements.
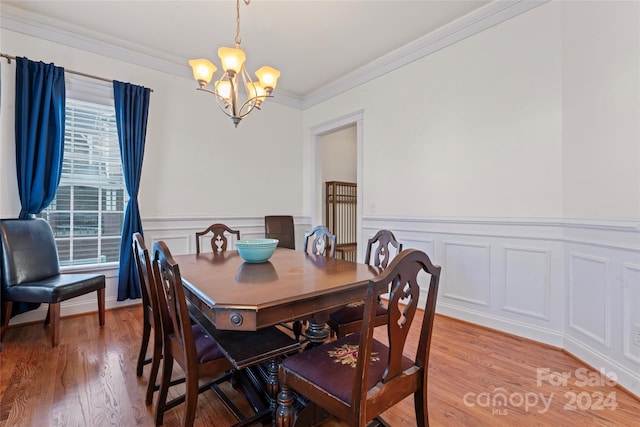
<box><xmin>15</xmin><ymin>57</ymin><xmax>66</xmax><ymax>219</ymax></box>
<box><xmin>114</xmin><ymin>81</ymin><xmax>150</xmax><ymax>301</ymax></box>
<box><xmin>11</xmin><ymin>57</ymin><xmax>65</xmax><ymax>316</ymax></box>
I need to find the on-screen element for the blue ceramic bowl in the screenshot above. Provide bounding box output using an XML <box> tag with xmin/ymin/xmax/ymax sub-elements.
<box><xmin>235</xmin><ymin>238</ymin><xmax>279</xmax><ymax>263</ymax></box>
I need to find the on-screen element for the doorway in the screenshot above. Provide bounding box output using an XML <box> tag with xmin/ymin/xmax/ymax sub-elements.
<box><xmin>310</xmin><ymin>110</ymin><xmax>363</xmax><ymax>260</ymax></box>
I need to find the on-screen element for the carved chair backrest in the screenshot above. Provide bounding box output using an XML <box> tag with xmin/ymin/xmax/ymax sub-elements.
<box><xmin>352</xmin><ymin>249</ymin><xmax>441</xmax><ymax>418</ymax></box>
<box><xmin>132</xmin><ymin>233</ymin><xmax>160</xmax><ymax>327</ymax></box>
<box><xmin>152</xmin><ymin>241</ymin><xmax>197</xmax><ymax>363</ymax></box>
<box><xmin>364</xmin><ymin>229</ymin><xmax>403</xmax><ymax>270</ymax></box>
<box><xmin>303</xmin><ymin>225</ymin><xmax>336</xmax><ymax>257</ymax></box>
<box><xmin>195</xmin><ymin>223</ymin><xmax>241</xmax><ymax>254</ymax></box>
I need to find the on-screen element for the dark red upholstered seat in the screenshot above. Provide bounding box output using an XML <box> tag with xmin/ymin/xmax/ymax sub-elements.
<box><xmin>327</xmin><ymin>300</ymin><xmax>388</xmax><ymax>326</ymax></box>
<box><xmin>277</xmin><ymin>249</ymin><xmax>441</xmax><ymax>427</ymax></box>
<box><xmin>327</xmin><ymin>229</ymin><xmax>402</xmax><ymax>338</ymax></box>
<box><xmin>281</xmin><ymin>332</ymin><xmax>412</xmax><ymax>404</ymax></box>
<box><xmin>192</xmin><ymin>324</ymin><xmax>226</xmax><ymax>364</ymax></box>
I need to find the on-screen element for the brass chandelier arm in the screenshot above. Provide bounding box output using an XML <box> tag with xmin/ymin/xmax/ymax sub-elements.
<box><xmin>195</xmin><ymin>87</ymin><xmax>272</xmax><ymax>116</ymax></box>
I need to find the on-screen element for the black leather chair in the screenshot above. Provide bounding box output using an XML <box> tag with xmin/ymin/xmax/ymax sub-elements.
<box><xmin>0</xmin><ymin>218</ymin><xmax>105</xmax><ymax>347</ymax></box>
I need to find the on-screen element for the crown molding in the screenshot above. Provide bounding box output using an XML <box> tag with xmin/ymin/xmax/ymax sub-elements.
<box><xmin>1</xmin><ymin>1</ymin><xmax>546</xmax><ymax>111</ymax></box>
<box><xmin>0</xmin><ymin>4</ymin><xmax>188</xmax><ymax>78</ymax></box>
<box><xmin>0</xmin><ymin>3</ymin><xmax>305</xmax><ymax>109</ymax></box>
<box><xmin>302</xmin><ymin>0</ymin><xmax>548</xmax><ymax>109</ymax></box>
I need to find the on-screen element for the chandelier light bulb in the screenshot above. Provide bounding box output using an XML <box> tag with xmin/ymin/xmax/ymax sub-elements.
<box><xmin>255</xmin><ymin>66</ymin><xmax>280</xmax><ymax>92</ymax></box>
<box><xmin>218</xmin><ymin>47</ymin><xmax>246</xmax><ymax>75</ymax></box>
<box><xmin>215</xmin><ymin>80</ymin><xmax>232</xmax><ymax>104</ymax></box>
<box><xmin>188</xmin><ymin>59</ymin><xmax>217</xmax><ymax>87</ymax></box>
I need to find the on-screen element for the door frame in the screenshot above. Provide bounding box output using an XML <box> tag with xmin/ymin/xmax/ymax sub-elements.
<box><xmin>310</xmin><ymin>110</ymin><xmax>364</xmax><ymax>261</ymax></box>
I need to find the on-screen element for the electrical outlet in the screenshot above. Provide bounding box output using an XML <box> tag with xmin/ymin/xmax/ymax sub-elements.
<box><xmin>633</xmin><ymin>324</ymin><xmax>640</xmax><ymax>348</ymax></box>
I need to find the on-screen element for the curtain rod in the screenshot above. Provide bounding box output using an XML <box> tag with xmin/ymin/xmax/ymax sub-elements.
<box><xmin>0</xmin><ymin>52</ymin><xmax>154</xmax><ymax>92</ymax></box>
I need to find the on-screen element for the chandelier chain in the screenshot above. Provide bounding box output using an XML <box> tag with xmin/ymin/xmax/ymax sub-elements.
<box><xmin>235</xmin><ymin>0</ymin><xmax>242</xmax><ymax>47</ymax></box>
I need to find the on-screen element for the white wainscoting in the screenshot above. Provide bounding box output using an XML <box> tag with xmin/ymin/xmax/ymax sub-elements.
<box><xmin>503</xmin><ymin>245</ymin><xmax>551</xmax><ymax>321</ymax></box>
<box><xmin>6</xmin><ymin>215</ymin><xmax>313</xmax><ymax>328</ymax></box>
<box><xmin>441</xmin><ymin>241</ymin><xmax>491</xmax><ymax>307</ymax></box>
<box><xmin>362</xmin><ymin>216</ymin><xmax>640</xmax><ymax>397</ymax></box>
<box><xmin>142</xmin><ymin>215</ymin><xmax>312</xmax><ymax>255</ymax></box>
<box><xmin>7</xmin><ymin>214</ymin><xmax>638</xmax><ymax>397</ymax></box>
<box><xmin>622</xmin><ymin>263</ymin><xmax>640</xmax><ymax>365</ymax></box>
<box><xmin>568</xmin><ymin>252</ymin><xmax>611</xmax><ymax>347</ymax></box>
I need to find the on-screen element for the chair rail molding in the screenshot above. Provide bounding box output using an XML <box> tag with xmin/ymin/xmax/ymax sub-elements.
<box><xmin>362</xmin><ymin>214</ymin><xmax>640</xmax><ymax>398</ymax></box>
<box><xmin>6</xmin><ymin>212</ymin><xmax>638</xmax><ymax>397</ymax></box>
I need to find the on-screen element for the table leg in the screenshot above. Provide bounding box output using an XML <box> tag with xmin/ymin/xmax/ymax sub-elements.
<box><xmin>303</xmin><ymin>317</ymin><xmax>331</xmax><ymax>348</ymax></box>
<box><xmin>276</xmin><ymin>384</ymin><xmax>295</xmax><ymax>427</ymax></box>
<box><xmin>266</xmin><ymin>358</ymin><xmax>280</xmax><ymax>425</ymax></box>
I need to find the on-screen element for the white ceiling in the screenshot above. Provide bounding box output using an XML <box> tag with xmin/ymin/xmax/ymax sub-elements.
<box><xmin>1</xmin><ymin>0</ymin><xmax>497</xmax><ymax>102</ymax></box>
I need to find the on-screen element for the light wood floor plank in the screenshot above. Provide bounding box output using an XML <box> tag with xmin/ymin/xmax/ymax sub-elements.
<box><xmin>0</xmin><ymin>306</ymin><xmax>638</xmax><ymax>426</ymax></box>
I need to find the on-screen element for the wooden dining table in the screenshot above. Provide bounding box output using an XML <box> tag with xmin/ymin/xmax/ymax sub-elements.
<box><xmin>174</xmin><ymin>247</ymin><xmax>381</xmax><ymax>426</ymax></box>
<box><xmin>175</xmin><ymin>247</ymin><xmax>381</xmax><ymax>344</ymax></box>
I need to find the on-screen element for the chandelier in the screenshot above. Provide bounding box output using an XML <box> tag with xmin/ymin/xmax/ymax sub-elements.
<box><xmin>188</xmin><ymin>0</ymin><xmax>280</xmax><ymax>127</ymax></box>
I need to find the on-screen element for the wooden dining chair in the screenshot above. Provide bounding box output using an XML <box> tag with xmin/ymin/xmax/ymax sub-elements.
<box><xmin>303</xmin><ymin>225</ymin><xmax>336</xmax><ymax>257</ymax></box>
<box><xmin>288</xmin><ymin>225</ymin><xmax>338</xmax><ymax>341</ymax></box>
<box><xmin>152</xmin><ymin>240</ymin><xmax>236</xmax><ymax>426</ymax></box>
<box><xmin>152</xmin><ymin>240</ymin><xmax>301</xmax><ymax>426</ymax></box>
<box><xmin>132</xmin><ymin>233</ymin><xmax>165</xmax><ymax>405</ymax></box>
<box><xmin>276</xmin><ymin>249</ymin><xmax>441</xmax><ymax>427</ymax></box>
<box><xmin>327</xmin><ymin>229</ymin><xmax>403</xmax><ymax>338</ymax></box>
<box><xmin>195</xmin><ymin>223</ymin><xmax>240</xmax><ymax>254</ymax></box>
<box><xmin>264</xmin><ymin>215</ymin><xmax>295</xmax><ymax>250</ymax></box>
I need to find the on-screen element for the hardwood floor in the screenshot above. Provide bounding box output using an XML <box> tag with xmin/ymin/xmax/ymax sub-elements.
<box><xmin>1</xmin><ymin>306</ymin><xmax>638</xmax><ymax>427</ymax></box>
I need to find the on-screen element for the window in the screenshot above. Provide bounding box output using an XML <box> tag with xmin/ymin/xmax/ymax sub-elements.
<box><xmin>38</xmin><ymin>95</ymin><xmax>127</xmax><ymax>266</ymax></box>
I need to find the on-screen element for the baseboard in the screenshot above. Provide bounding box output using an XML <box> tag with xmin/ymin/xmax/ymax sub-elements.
<box><xmin>563</xmin><ymin>334</ymin><xmax>640</xmax><ymax>399</ymax></box>
<box><xmin>437</xmin><ymin>302</ymin><xmax>565</xmax><ymax>347</ymax></box>
<box><xmin>6</xmin><ymin>296</ymin><xmax>140</xmax><ymax>327</ymax></box>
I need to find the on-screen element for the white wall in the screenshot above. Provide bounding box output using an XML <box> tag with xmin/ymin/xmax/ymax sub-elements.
<box><xmin>0</xmin><ymin>28</ymin><xmax>304</xmax><ymax>220</ymax></box>
<box><xmin>562</xmin><ymin>1</ymin><xmax>640</xmax><ymax>219</ymax></box>
<box><xmin>1</xmin><ymin>0</ymin><xmax>639</xmax><ymax>397</ymax></box>
<box><xmin>0</xmin><ymin>26</ymin><xmax>304</xmax><ymax>323</ymax></box>
<box><xmin>319</xmin><ymin>125</ymin><xmax>357</xmax><ymax>185</ymax></box>
<box><xmin>302</xmin><ymin>3</ymin><xmax>565</xmax><ymax>219</ymax></box>
<box><xmin>302</xmin><ymin>1</ymin><xmax>640</xmax><ymax>396</ymax></box>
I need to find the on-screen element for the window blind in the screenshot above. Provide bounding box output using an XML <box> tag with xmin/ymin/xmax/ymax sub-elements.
<box><xmin>40</xmin><ymin>97</ymin><xmax>127</xmax><ymax>266</ymax></box>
